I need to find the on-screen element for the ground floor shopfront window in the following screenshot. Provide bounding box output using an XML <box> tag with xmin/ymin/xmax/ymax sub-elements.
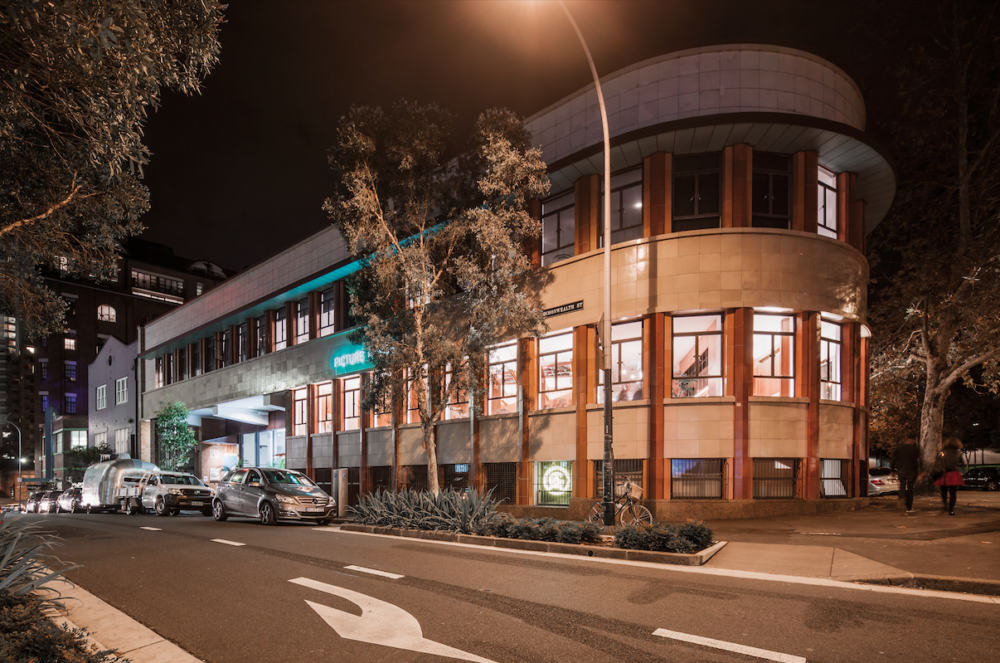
<box><xmin>594</xmin><ymin>458</ymin><xmax>643</xmax><ymax>498</ymax></box>
<box><xmin>534</xmin><ymin>460</ymin><xmax>572</xmax><ymax>505</ymax></box>
<box><xmin>753</xmin><ymin>458</ymin><xmax>799</xmax><ymax>499</ymax></box>
<box><xmin>671</xmin><ymin>458</ymin><xmax>726</xmax><ymax>499</ymax></box>
<box><xmin>820</xmin><ymin>459</ymin><xmax>850</xmax><ymax>497</ymax></box>
<box><xmin>485</xmin><ymin>462</ymin><xmax>516</xmax><ymax>504</ymax></box>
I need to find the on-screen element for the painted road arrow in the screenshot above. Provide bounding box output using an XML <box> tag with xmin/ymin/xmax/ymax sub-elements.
<box><xmin>289</xmin><ymin>577</ymin><xmax>497</xmax><ymax>663</ymax></box>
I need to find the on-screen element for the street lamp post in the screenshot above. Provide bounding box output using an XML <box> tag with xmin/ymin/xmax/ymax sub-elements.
<box><xmin>2</xmin><ymin>420</ymin><xmax>22</xmax><ymax>512</ymax></box>
<box><xmin>557</xmin><ymin>1</ymin><xmax>615</xmax><ymax>527</ymax></box>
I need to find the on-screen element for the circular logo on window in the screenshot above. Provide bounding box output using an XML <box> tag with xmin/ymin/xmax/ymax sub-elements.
<box><xmin>542</xmin><ymin>465</ymin><xmax>571</xmax><ymax>494</ymax></box>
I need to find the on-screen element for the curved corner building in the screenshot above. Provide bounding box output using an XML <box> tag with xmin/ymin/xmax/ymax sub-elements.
<box><xmin>137</xmin><ymin>45</ymin><xmax>893</xmax><ymax>519</ymax></box>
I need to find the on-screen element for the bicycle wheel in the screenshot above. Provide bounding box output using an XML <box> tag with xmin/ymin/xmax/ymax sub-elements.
<box><xmin>588</xmin><ymin>501</ymin><xmax>605</xmax><ymax>524</ymax></box>
<box><xmin>618</xmin><ymin>502</ymin><xmax>653</xmax><ymax>527</ymax></box>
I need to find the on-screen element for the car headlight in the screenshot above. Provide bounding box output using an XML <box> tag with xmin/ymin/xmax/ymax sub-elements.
<box><xmin>276</xmin><ymin>494</ymin><xmax>296</xmax><ymax>504</ymax></box>
<box><xmin>327</xmin><ymin>497</ymin><xmax>337</xmax><ymax>506</ymax></box>
<box><xmin>168</xmin><ymin>488</ymin><xmax>183</xmax><ymax>495</ymax></box>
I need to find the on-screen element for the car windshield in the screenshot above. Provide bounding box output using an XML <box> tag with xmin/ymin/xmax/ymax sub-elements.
<box><xmin>161</xmin><ymin>475</ymin><xmax>203</xmax><ymax>486</ymax></box>
<box><xmin>261</xmin><ymin>469</ymin><xmax>315</xmax><ymax>486</ymax></box>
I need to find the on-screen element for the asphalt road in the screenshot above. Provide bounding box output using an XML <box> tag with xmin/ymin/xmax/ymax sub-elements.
<box><xmin>21</xmin><ymin>511</ymin><xmax>1000</xmax><ymax>663</ymax></box>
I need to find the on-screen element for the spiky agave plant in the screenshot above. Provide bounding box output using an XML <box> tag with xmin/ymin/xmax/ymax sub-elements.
<box><xmin>0</xmin><ymin>515</ymin><xmax>78</xmax><ymax>601</ymax></box>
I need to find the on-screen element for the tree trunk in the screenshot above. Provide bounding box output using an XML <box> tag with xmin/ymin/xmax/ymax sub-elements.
<box><xmin>917</xmin><ymin>376</ymin><xmax>948</xmax><ymax>493</ymax></box>
<box><xmin>423</xmin><ymin>423</ymin><xmax>439</xmax><ymax>495</ymax></box>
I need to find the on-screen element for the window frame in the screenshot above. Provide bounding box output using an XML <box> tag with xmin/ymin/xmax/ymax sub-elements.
<box><xmin>820</xmin><ymin>318</ymin><xmax>842</xmax><ymax>400</ymax></box>
<box><xmin>598</xmin><ymin>320</ymin><xmax>645</xmax><ymax>403</ymax></box>
<box><xmin>672</xmin><ymin>153</ymin><xmax>722</xmax><ymax>232</ymax></box>
<box><xmin>751</xmin><ymin>153</ymin><xmax>791</xmax><ymax>229</ymax></box>
<box><xmin>97</xmin><ymin>305</ymin><xmax>117</xmax><ymax>323</ymax></box>
<box><xmin>96</xmin><ymin>384</ymin><xmax>107</xmax><ymax>410</ymax></box>
<box><xmin>295</xmin><ymin>298</ymin><xmax>310</xmax><ymax>345</ymax></box>
<box><xmin>316</xmin><ymin>382</ymin><xmax>334</xmax><ymax>433</ymax></box>
<box><xmin>274</xmin><ymin>308</ymin><xmax>287</xmax><ymax>351</ymax></box>
<box><xmin>65</xmin><ymin>361</ymin><xmax>77</xmax><ymax>383</ymax></box>
<box><xmin>342</xmin><ymin>377</ymin><xmax>361</xmax><ymax>431</ymax></box>
<box><xmin>541</xmin><ymin>191</ymin><xmax>576</xmax><ymax>267</ymax></box>
<box><xmin>537</xmin><ymin>331</ymin><xmax>574</xmax><ymax>409</ymax></box>
<box><xmin>64</xmin><ymin>392</ymin><xmax>77</xmax><ymax>414</ymax></box>
<box><xmin>599</xmin><ymin>168</ymin><xmax>644</xmax><ymax>248</ymax></box>
<box><xmin>487</xmin><ymin>342</ymin><xmax>518</xmax><ymax>415</ymax></box>
<box><xmin>752</xmin><ymin>312</ymin><xmax>796</xmax><ymax>397</ymax></box>
<box><xmin>293</xmin><ymin>388</ymin><xmax>308</xmax><ymax>436</ymax></box>
<box><xmin>817</xmin><ymin>165</ymin><xmax>838</xmax><ymax>239</ymax></box>
<box><xmin>671</xmin><ymin>314</ymin><xmax>725</xmax><ymax>398</ymax></box>
<box><xmin>115</xmin><ymin>377</ymin><xmax>128</xmax><ymax>405</ymax></box>
<box><xmin>319</xmin><ymin>289</ymin><xmax>336</xmax><ymax>337</ymax></box>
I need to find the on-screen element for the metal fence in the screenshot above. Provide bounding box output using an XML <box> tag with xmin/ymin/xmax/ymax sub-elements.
<box><xmin>484</xmin><ymin>462</ymin><xmax>517</xmax><ymax>504</ymax></box>
<box><xmin>752</xmin><ymin>458</ymin><xmax>800</xmax><ymax>499</ymax></box>
<box><xmin>671</xmin><ymin>458</ymin><xmax>727</xmax><ymax>499</ymax></box>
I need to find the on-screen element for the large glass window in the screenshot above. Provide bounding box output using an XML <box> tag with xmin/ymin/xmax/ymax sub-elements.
<box><xmin>296</xmin><ymin>298</ymin><xmax>310</xmax><ymax>345</ymax></box>
<box><xmin>672</xmin><ymin>314</ymin><xmax>724</xmax><ymax>397</ymax></box>
<box><xmin>97</xmin><ymin>305</ymin><xmax>116</xmax><ymax>322</ymax></box>
<box><xmin>342</xmin><ymin>377</ymin><xmax>360</xmax><ymax>431</ymax></box>
<box><xmin>753</xmin><ymin>313</ymin><xmax>795</xmax><ymax>397</ymax></box>
<box><xmin>293</xmin><ymin>388</ymin><xmax>307</xmax><ymax>436</ymax></box>
<box><xmin>488</xmin><ymin>342</ymin><xmax>518</xmax><ymax>415</ymax></box>
<box><xmin>316</xmin><ymin>382</ymin><xmax>333</xmax><ymax>433</ymax></box>
<box><xmin>538</xmin><ymin>331</ymin><xmax>573</xmax><ymax>409</ymax></box>
<box><xmin>541</xmin><ymin>191</ymin><xmax>575</xmax><ymax>267</ymax></box>
<box><xmin>820</xmin><ymin>319</ymin><xmax>842</xmax><ymax>400</ymax></box>
<box><xmin>274</xmin><ymin>309</ymin><xmax>287</xmax><ymax>351</ymax></box>
<box><xmin>320</xmin><ymin>288</ymin><xmax>336</xmax><ymax>336</ymax></box>
<box><xmin>673</xmin><ymin>153</ymin><xmax>720</xmax><ymax>232</ymax></box>
<box><xmin>444</xmin><ymin>362</ymin><xmax>469</xmax><ymax>420</ymax></box>
<box><xmin>599</xmin><ymin>168</ymin><xmax>643</xmax><ymax>247</ymax></box>
<box><xmin>817</xmin><ymin>165</ymin><xmax>838</xmax><ymax>239</ymax></box>
<box><xmin>534</xmin><ymin>460</ymin><xmax>572</xmax><ymax>506</ymax></box>
<box><xmin>752</xmin><ymin>153</ymin><xmax>791</xmax><ymax>229</ymax></box>
<box><xmin>598</xmin><ymin>321</ymin><xmax>644</xmax><ymax>403</ymax></box>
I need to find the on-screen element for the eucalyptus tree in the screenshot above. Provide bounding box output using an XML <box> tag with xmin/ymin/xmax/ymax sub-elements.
<box><xmin>0</xmin><ymin>0</ymin><xmax>225</xmax><ymax>338</ymax></box>
<box><xmin>155</xmin><ymin>401</ymin><xmax>198</xmax><ymax>472</ymax></box>
<box><xmin>324</xmin><ymin>102</ymin><xmax>550</xmax><ymax>494</ymax></box>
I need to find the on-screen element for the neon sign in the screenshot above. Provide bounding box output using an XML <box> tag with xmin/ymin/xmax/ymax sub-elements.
<box><xmin>332</xmin><ymin>347</ymin><xmax>369</xmax><ymax>374</ymax></box>
<box><xmin>542</xmin><ymin>465</ymin><xmax>571</xmax><ymax>494</ymax></box>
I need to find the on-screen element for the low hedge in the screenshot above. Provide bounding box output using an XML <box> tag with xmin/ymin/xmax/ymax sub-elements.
<box><xmin>613</xmin><ymin>519</ymin><xmax>714</xmax><ymax>553</ymax></box>
<box><xmin>475</xmin><ymin>516</ymin><xmax>603</xmax><ymax>544</ymax></box>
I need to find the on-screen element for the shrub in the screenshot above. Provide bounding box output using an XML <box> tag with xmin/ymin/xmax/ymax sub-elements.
<box><xmin>350</xmin><ymin>488</ymin><xmax>502</xmax><ymax>534</ymax></box>
<box><xmin>556</xmin><ymin>521</ymin><xmax>602</xmax><ymax>545</ymax></box>
<box><xmin>678</xmin><ymin>519</ymin><xmax>714</xmax><ymax>550</ymax></box>
<box><xmin>614</xmin><ymin>520</ymin><xmax>713</xmax><ymax>553</ymax></box>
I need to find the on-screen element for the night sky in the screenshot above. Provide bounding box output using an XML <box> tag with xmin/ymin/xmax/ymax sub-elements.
<box><xmin>139</xmin><ymin>0</ymin><xmax>898</xmax><ymax>273</ymax></box>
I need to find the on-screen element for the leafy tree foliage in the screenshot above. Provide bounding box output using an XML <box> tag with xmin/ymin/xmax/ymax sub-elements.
<box><xmin>155</xmin><ymin>401</ymin><xmax>197</xmax><ymax>471</ymax></box>
<box><xmin>867</xmin><ymin>0</ymin><xmax>1000</xmax><ymax>484</ymax></box>
<box><xmin>0</xmin><ymin>0</ymin><xmax>225</xmax><ymax>338</ymax></box>
<box><xmin>324</xmin><ymin>101</ymin><xmax>550</xmax><ymax>494</ymax></box>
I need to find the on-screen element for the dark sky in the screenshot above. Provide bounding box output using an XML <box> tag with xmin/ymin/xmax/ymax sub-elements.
<box><xmin>139</xmin><ymin>0</ymin><xmax>895</xmax><ymax>273</ymax></box>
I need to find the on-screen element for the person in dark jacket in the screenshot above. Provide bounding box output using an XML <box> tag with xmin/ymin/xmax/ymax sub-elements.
<box><xmin>891</xmin><ymin>437</ymin><xmax>919</xmax><ymax>512</ymax></box>
<box><xmin>935</xmin><ymin>435</ymin><xmax>968</xmax><ymax>515</ymax></box>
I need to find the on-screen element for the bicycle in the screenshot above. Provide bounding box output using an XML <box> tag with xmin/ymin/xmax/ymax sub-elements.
<box><xmin>587</xmin><ymin>478</ymin><xmax>653</xmax><ymax>527</ymax></box>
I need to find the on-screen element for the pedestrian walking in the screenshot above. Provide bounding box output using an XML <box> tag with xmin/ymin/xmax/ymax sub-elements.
<box><xmin>891</xmin><ymin>437</ymin><xmax>919</xmax><ymax>512</ymax></box>
<box><xmin>934</xmin><ymin>435</ymin><xmax>967</xmax><ymax>516</ymax></box>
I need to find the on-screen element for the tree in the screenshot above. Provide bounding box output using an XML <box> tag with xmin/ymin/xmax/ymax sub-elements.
<box><xmin>867</xmin><ymin>0</ymin><xmax>1000</xmax><ymax>485</ymax></box>
<box><xmin>324</xmin><ymin>102</ymin><xmax>550</xmax><ymax>494</ymax></box>
<box><xmin>155</xmin><ymin>402</ymin><xmax>197</xmax><ymax>471</ymax></box>
<box><xmin>1</xmin><ymin>0</ymin><xmax>225</xmax><ymax>339</ymax></box>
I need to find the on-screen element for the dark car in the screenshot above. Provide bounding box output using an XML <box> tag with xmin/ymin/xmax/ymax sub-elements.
<box><xmin>962</xmin><ymin>467</ymin><xmax>1000</xmax><ymax>491</ymax></box>
<box><xmin>24</xmin><ymin>490</ymin><xmax>44</xmax><ymax>513</ymax></box>
<box><xmin>57</xmin><ymin>487</ymin><xmax>84</xmax><ymax>513</ymax></box>
<box><xmin>212</xmin><ymin>467</ymin><xmax>335</xmax><ymax>526</ymax></box>
<box><xmin>38</xmin><ymin>490</ymin><xmax>62</xmax><ymax>513</ymax></box>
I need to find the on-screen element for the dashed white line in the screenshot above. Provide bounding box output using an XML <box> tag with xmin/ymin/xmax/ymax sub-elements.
<box><xmin>344</xmin><ymin>565</ymin><xmax>404</xmax><ymax>579</ymax></box>
<box><xmin>139</xmin><ymin>527</ymin><xmax>161</xmax><ymax>531</ymax></box>
<box><xmin>653</xmin><ymin>628</ymin><xmax>807</xmax><ymax>663</ymax></box>
<box><xmin>211</xmin><ymin>538</ymin><xmax>246</xmax><ymax>547</ymax></box>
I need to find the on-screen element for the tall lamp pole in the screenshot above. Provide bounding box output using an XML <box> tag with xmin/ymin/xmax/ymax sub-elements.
<box><xmin>557</xmin><ymin>1</ymin><xmax>615</xmax><ymax>527</ymax></box>
<box><xmin>2</xmin><ymin>421</ymin><xmax>23</xmax><ymax>512</ymax></box>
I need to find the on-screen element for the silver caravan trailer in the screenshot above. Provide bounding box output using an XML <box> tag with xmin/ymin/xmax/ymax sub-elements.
<box><xmin>82</xmin><ymin>455</ymin><xmax>159</xmax><ymax>513</ymax></box>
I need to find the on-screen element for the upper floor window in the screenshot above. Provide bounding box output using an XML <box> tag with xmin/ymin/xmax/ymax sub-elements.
<box><xmin>406</xmin><ymin>366</ymin><xmax>427</xmax><ymax>424</ymax></box>
<box><xmin>541</xmin><ymin>191</ymin><xmax>575</xmax><ymax>267</ymax></box>
<box><xmin>238</xmin><ymin>322</ymin><xmax>248</xmax><ymax>362</ymax></box>
<box><xmin>316</xmin><ymin>382</ymin><xmax>333</xmax><ymax>433</ymax></box>
<box><xmin>177</xmin><ymin>347</ymin><xmax>187</xmax><ymax>380</ymax></box>
<box><xmin>320</xmin><ymin>289</ymin><xmax>336</xmax><ymax>336</ymax></box>
<box><xmin>538</xmin><ymin>330</ymin><xmax>573</xmax><ymax>409</ymax></box>
<box><xmin>115</xmin><ymin>377</ymin><xmax>128</xmax><ymax>404</ymax></box>
<box><xmin>820</xmin><ymin>319</ymin><xmax>842</xmax><ymax>400</ymax></box>
<box><xmin>753</xmin><ymin>312</ymin><xmax>795</xmax><ymax>397</ymax></box>
<box><xmin>155</xmin><ymin>357</ymin><xmax>164</xmax><ymax>387</ymax></box>
<box><xmin>274</xmin><ymin>309</ymin><xmax>287</xmax><ymax>351</ymax></box>
<box><xmin>65</xmin><ymin>361</ymin><xmax>77</xmax><ymax>382</ymax></box>
<box><xmin>598</xmin><ymin>321</ymin><xmax>644</xmax><ymax>403</ymax></box>
<box><xmin>752</xmin><ymin>153</ymin><xmax>791</xmax><ymax>229</ymax></box>
<box><xmin>39</xmin><ymin>360</ymin><xmax>48</xmax><ymax>381</ymax></box>
<box><xmin>817</xmin><ymin>165</ymin><xmax>838</xmax><ymax>239</ymax></box>
<box><xmin>97</xmin><ymin>305</ymin><xmax>116</xmax><ymax>322</ymax></box>
<box><xmin>372</xmin><ymin>372</ymin><xmax>393</xmax><ymax>427</ymax></box>
<box><xmin>296</xmin><ymin>299</ymin><xmax>310</xmax><ymax>345</ymax></box>
<box><xmin>293</xmin><ymin>388</ymin><xmax>308</xmax><ymax>436</ymax></box>
<box><xmin>673</xmin><ymin>153</ymin><xmax>721</xmax><ymax>232</ymax></box>
<box><xmin>221</xmin><ymin>329</ymin><xmax>232</xmax><ymax>367</ymax></box>
<box><xmin>131</xmin><ymin>269</ymin><xmax>184</xmax><ymax>296</ymax></box>
<box><xmin>343</xmin><ymin>377</ymin><xmax>361</xmax><ymax>431</ymax></box>
<box><xmin>191</xmin><ymin>342</ymin><xmax>201</xmax><ymax>377</ymax></box>
<box><xmin>256</xmin><ymin>315</ymin><xmax>267</xmax><ymax>356</ymax></box>
<box><xmin>672</xmin><ymin>314</ymin><xmax>724</xmax><ymax>398</ymax></box>
<box><xmin>444</xmin><ymin>361</ymin><xmax>469</xmax><ymax>420</ymax></box>
<box><xmin>205</xmin><ymin>336</ymin><xmax>216</xmax><ymax>373</ymax></box>
<box><xmin>96</xmin><ymin>384</ymin><xmax>107</xmax><ymax>410</ymax></box>
<box><xmin>64</xmin><ymin>336</ymin><xmax>76</xmax><ymax>351</ymax></box>
<box><xmin>599</xmin><ymin>168</ymin><xmax>643</xmax><ymax>247</ymax></box>
<box><xmin>64</xmin><ymin>392</ymin><xmax>77</xmax><ymax>414</ymax></box>
<box><xmin>488</xmin><ymin>342</ymin><xmax>518</xmax><ymax>415</ymax></box>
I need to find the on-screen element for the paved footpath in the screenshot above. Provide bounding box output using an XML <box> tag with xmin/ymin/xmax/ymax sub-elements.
<box><xmin>3</xmin><ymin>490</ymin><xmax>999</xmax><ymax>662</ymax></box>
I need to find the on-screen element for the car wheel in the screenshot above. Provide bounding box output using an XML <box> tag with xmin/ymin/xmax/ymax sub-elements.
<box><xmin>154</xmin><ymin>498</ymin><xmax>169</xmax><ymax>517</ymax></box>
<box><xmin>987</xmin><ymin>479</ymin><xmax>998</xmax><ymax>492</ymax></box>
<box><xmin>212</xmin><ymin>499</ymin><xmax>228</xmax><ymax>522</ymax></box>
<box><xmin>259</xmin><ymin>501</ymin><xmax>277</xmax><ymax>526</ymax></box>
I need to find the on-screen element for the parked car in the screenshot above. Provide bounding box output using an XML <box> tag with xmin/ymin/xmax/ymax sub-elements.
<box><xmin>962</xmin><ymin>467</ymin><xmax>1000</xmax><ymax>491</ymax></box>
<box><xmin>867</xmin><ymin>467</ymin><xmax>900</xmax><ymax>496</ymax></box>
<box><xmin>37</xmin><ymin>490</ymin><xmax>62</xmax><ymax>513</ymax></box>
<box><xmin>24</xmin><ymin>491</ymin><xmax>44</xmax><ymax>513</ymax></box>
<box><xmin>121</xmin><ymin>471</ymin><xmax>214</xmax><ymax>516</ymax></box>
<box><xmin>213</xmin><ymin>467</ymin><xmax>335</xmax><ymax>526</ymax></box>
<box><xmin>57</xmin><ymin>487</ymin><xmax>84</xmax><ymax>513</ymax></box>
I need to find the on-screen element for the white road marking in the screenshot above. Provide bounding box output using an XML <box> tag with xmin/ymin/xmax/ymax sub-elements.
<box><xmin>344</xmin><ymin>565</ymin><xmax>404</xmax><ymax>579</ymax></box>
<box><xmin>289</xmin><ymin>577</ymin><xmax>496</xmax><ymax>662</ymax></box>
<box><xmin>653</xmin><ymin>628</ymin><xmax>807</xmax><ymax>663</ymax></box>
<box><xmin>332</xmin><ymin>529</ymin><xmax>1000</xmax><ymax>605</ymax></box>
<box><xmin>139</xmin><ymin>527</ymin><xmax>161</xmax><ymax>531</ymax></box>
<box><xmin>210</xmin><ymin>538</ymin><xmax>246</xmax><ymax>547</ymax></box>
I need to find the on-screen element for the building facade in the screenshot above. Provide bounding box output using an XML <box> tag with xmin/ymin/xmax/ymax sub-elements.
<box><xmin>138</xmin><ymin>45</ymin><xmax>894</xmax><ymax>519</ymax></box>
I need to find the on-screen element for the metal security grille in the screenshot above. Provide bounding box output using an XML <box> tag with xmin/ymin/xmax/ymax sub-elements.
<box><xmin>347</xmin><ymin>467</ymin><xmax>360</xmax><ymax>506</ymax></box>
<box><xmin>595</xmin><ymin>458</ymin><xmax>644</xmax><ymax>498</ymax></box>
<box><xmin>753</xmin><ymin>458</ymin><xmax>800</xmax><ymax>499</ymax></box>
<box><xmin>398</xmin><ymin>465</ymin><xmax>427</xmax><ymax>493</ymax></box>
<box><xmin>484</xmin><ymin>462</ymin><xmax>517</xmax><ymax>504</ymax></box>
<box><xmin>820</xmin><ymin>459</ymin><xmax>851</xmax><ymax>498</ymax></box>
<box><xmin>369</xmin><ymin>466</ymin><xmax>392</xmax><ymax>495</ymax></box>
<box><xmin>313</xmin><ymin>468</ymin><xmax>332</xmax><ymax>496</ymax></box>
<box><xmin>441</xmin><ymin>464</ymin><xmax>470</xmax><ymax>492</ymax></box>
<box><xmin>671</xmin><ymin>459</ymin><xmax>726</xmax><ymax>499</ymax></box>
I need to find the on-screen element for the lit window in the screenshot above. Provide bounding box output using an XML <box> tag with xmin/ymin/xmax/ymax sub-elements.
<box><xmin>753</xmin><ymin>313</ymin><xmax>795</xmax><ymax>397</ymax></box>
<box><xmin>820</xmin><ymin>320</ymin><xmax>842</xmax><ymax>400</ymax></box>
<box><xmin>818</xmin><ymin>166</ymin><xmax>838</xmax><ymax>239</ymax></box>
<box><xmin>97</xmin><ymin>305</ymin><xmax>117</xmax><ymax>322</ymax></box>
<box><xmin>96</xmin><ymin>385</ymin><xmax>107</xmax><ymax>410</ymax></box>
<box><xmin>320</xmin><ymin>289</ymin><xmax>336</xmax><ymax>336</ymax></box>
<box><xmin>541</xmin><ymin>191</ymin><xmax>576</xmax><ymax>267</ymax></box>
<box><xmin>343</xmin><ymin>377</ymin><xmax>361</xmax><ymax>431</ymax></box>
<box><xmin>115</xmin><ymin>377</ymin><xmax>128</xmax><ymax>404</ymax></box>
<box><xmin>64</xmin><ymin>337</ymin><xmax>76</xmax><ymax>350</ymax></box>
<box><xmin>673</xmin><ymin>153</ymin><xmax>721</xmax><ymax>232</ymax></box>
<box><xmin>293</xmin><ymin>388</ymin><xmax>308</xmax><ymax>436</ymax></box>
<box><xmin>274</xmin><ymin>309</ymin><xmax>287</xmax><ymax>351</ymax></box>
<box><xmin>599</xmin><ymin>168</ymin><xmax>643</xmax><ymax>247</ymax></box>
<box><xmin>598</xmin><ymin>321</ymin><xmax>644</xmax><ymax>403</ymax></box>
<box><xmin>444</xmin><ymin>361</ymin><xmax>469</xmax><ymax>420</ymax></box>
<box><xmin>488</xmin><ymin>342</ymin><xmax>518</xmax><ymax>415</ymax></box>
<box><xmin>752</xmin><ymin>153</ymin><xmax>791</xmax><ymax>229</ymax></box>
<box><xmin>316</xmin><ymin>382</ymin><xmax>333</xmax><ymax>433</ymax></box>
<box><xmin>538</xmin><ymin>331</ymin><xmax>573</xmax><ymax>409</ymax></box>
<box><xmin>672</xmin><ymin>314</ymin><xmax>724</xmax><ymax>398</ymax></box>
<box><xmin>296</xmin><ymin>299</ymin><xmax>310</xmax><ymax>345</ymax></box>
<box><xmin>65</xmin><ymin>361</ymin><xmax>77</xmax><ymax>382</ymax></box>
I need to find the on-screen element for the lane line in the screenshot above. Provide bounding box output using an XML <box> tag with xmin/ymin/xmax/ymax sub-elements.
<box><xmin>211</xmin><ymin>538</ymin><xmax>246</xmax><ymax>547</ymax></box>
<box><xmin>344</xmin><ymin>565</ymin><xmax>404</xmax><ymax>579</ymax></box>
<box><xmin>139</xmin><ymin>527</ymin><xmax>161</xmax><ymax>531</ymax></box>
<box><xmin>329</xmin><ymin>529</ymin><xmax>998</xmax><ymax>604</ymax></box>
<box><xmin>653</xmin><ymin>628</ymin><xmax>806</xmax><ymax>663</ymax></box>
